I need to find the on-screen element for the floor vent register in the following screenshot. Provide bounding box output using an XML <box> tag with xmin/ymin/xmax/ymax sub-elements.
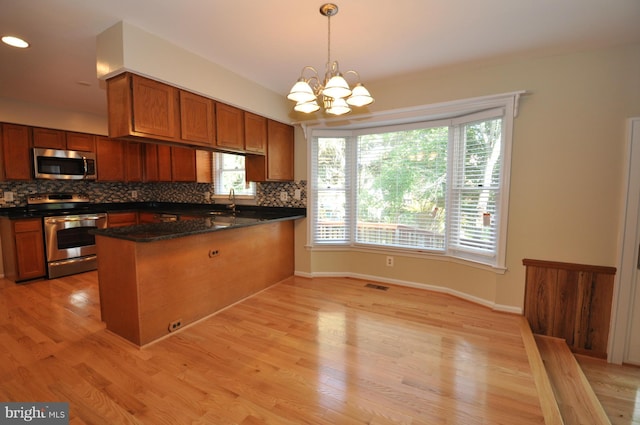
<box><xmin>364</xmin><ymin>283</ymin><xmax>389</xmax><ymax>291</ymax></box>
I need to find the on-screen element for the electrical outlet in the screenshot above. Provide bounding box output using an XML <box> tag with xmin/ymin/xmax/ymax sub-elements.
<box><xmin>204</xmin><ymin>191</ymin><xmax>211</xmax><ymax>201</ymax></box>
<box><xmin>294</xmin><ymin>189</ymin><xmax>301</xmax><ymax>200</ymax></box>
<box><xmin>280</xmin><ymin>191</ymin><xmax>288</xmax><ymax>202</ymax></box>
<box><xmin>168</xmin><ymin>319</ymin><xmax>182</xmax><ymax>332</ymax></box>
<box><xmin>130</xmin><ymin>190</ymin><xmax>138</xmax><ymax>199</ymax></box>
<box><xmin>386</xmin><ymin>256</ymin><xmax>394</xmax><ymax>267</ymax></box>
<box><xmin>4</xmin><ymin>191</ymin><xmax>14</xmax><ymax>202</ymax></box>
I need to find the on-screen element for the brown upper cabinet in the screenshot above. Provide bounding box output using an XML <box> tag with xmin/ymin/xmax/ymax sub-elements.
<box><xmin>246</xmin><ymin>120</ymin><xmax>294</xmax><ymax>182</ymax></box>
<box><xmin>125</xmin><ymin>142</ymin><xmax>144</xmax><ymax>183</ymax></box>
<box><xmin>171</xmin><ymin>146</ymin><xmax>197</xmax><ymax>182</ymax></box>
<box><xmin>96</xmin><ymin>136</ymin><xmax>125</xmax><ymax>182</ymax></box>
<box><xmin>1</xmin><ymin>123</ymin><xmax>32</xmax><ymax>180</ymax></box>
<box><xmin>33</xmin><ymin>128</ymin><xmax>96</xmax><ymax>152</ymax></box>
<box><xmin>244</xmin><ymin>112</ymin><xmax>267</xmax><ymax>155</ymax></box>
<box><xmin>215</xmin><ymin>103</ymin><xmax>245</xmax><ymax>153</ymax></box>
<box><xmin>180</xmin><ymin>91</ymin><xmax>215</xmax><ymax>148</ymax></box>
<box><xmin>143</xmin><ymin>144</ymin><xmax>173</xmax><ymax>182</ymax></box>
<box><xmin>66</xmin><ymin>132</ymin><xmax>96</xmax><ymax>152</ymax></box>
<box><xmin>33</xmin><ymin>127</ymin><xmax>66</xmax><ymax>149</ymax></box>
<box><xmin>107</xmin><ymin>73</ymin><xmax>180</xmax><ymax>143</ymax></box>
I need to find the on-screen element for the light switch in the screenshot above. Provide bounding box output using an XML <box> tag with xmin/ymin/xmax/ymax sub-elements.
<box><xmin>4</xmin><ymin>191</ymin><xmax>14</xmax><ymax>202</ymax></box>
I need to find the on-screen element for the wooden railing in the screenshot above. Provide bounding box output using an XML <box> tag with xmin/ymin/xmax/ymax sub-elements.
<box><xmin>317</xmin><ymin>221</ymin><xmax>445</xmax><ymax>248</ymax></box>
<box><xmin>523</xmin><ymin>258</ymin><xmax>616</xmax><ymax>358</ymax></box>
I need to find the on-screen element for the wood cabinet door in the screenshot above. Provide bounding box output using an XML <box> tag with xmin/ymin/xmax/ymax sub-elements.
<box><xmin>266</xmin><ymin>120</ymin><xmax>294</xmax><ymax>181</ymax></box>
<box><xmin>196</xmin><ymin>150</ymin><xmax>212</xmax><ymax>184</ymax></box>
<box><xmin>96</xmin><ymin>136</ymin><xmax>125</xmax><ymax>181</ymax></box>
<box><xmin>108</xmin><ymin>212</ymin><xmax>138</xmax><ymax>228</ymax></box>
<box><xmin>125</xmin><ymin>142</ymin><xmax>144</xmax><ymax>182</ymax></box>
<box><xmin>171</xmin><ymin>146</ymin><xmax>196</xmax><ymax>182</ymax></box>
<box><xmin>244</xmin><ymin>112</ymin><xmax>267</xmax><ymax>154</ymax></box>
<box><xmin>138</xmin><ymin>212</ymin><xmax>161</xmax><ymax>223</ymax></box>
<box><xmin>131</xmin><ymin>74</ymin><xmax>180</xmax><ymax>140</ymax></box>
<box><xmin>157</xmin><ymin>145</ymin><xmax>173</xmax><ymax>182</ymax></box>
<box><xmin>14</xmin><ymin>219</ymin><xmax>45</xmax><ymax>280</ymax></box>
<box><xmin>33</xmin><ymin>127</ymin><xmax>66</xmax><ymax>149</ymax></box>
<box><xmin>66</xmin><ymin>132</ymin><xmax>96</xmax><ymax>152</ymax></box>
<box><xmin>216</xmin><ymin>103</ymin><xmax>244</xmax><ymax>152</ymax></box>
<box><xmin>143</xmin><ymin>144</ymin><xmax>159</xmax><ymax>182</ymax></box>
<box><xmin>1</xmin><ymin>123</ymin><xmax>32</xmax><ymax>180</ymax></box>
<box><xmin>180</xmin><ymin>91</ymin><xmax>215</xmax><ymax>147</ymax></box>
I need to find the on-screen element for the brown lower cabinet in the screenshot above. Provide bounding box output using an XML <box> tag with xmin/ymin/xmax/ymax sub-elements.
<box><xmin>0</xmin><ymin>218</ymin><xmax>46</xmax><ymax>282</ymax></box>
<box><xmin>107</xmin><ymin>212</ymin><xmax>138</xmax><ymax>228</ymax></box>
<box><xmin>138</xmin><ymin>212</ymin><xmax>163</xmax><ymax>224</ymax></box>
<box><xmin>96</xmin><ymin>220</ymin><xmax>294</xmax><ymax>345</ymax></box>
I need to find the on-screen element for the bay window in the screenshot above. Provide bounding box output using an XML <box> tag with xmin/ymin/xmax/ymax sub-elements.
<box><xmin>310</xmin><ymin>93</ymin><xmax>518</xmax><ymax>269</ymax></box>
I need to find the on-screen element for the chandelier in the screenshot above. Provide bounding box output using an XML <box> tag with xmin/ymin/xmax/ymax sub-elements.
<box><xmin>287</xmin><ymin>3</ymin><xmax>374</xmax><ymax>116</ymax></box>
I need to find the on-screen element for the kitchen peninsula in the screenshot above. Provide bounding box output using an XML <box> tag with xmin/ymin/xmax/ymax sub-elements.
<box><xmin>93</xmin><ymin>208</ymin><xmax>304</xmax><ymax>346</ymax></box>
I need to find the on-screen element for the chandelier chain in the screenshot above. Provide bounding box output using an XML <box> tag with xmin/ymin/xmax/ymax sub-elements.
<box><xmin>327</xmin><ymin>13</ymin><xmax>332</xmax><ymax>76</ymax></box>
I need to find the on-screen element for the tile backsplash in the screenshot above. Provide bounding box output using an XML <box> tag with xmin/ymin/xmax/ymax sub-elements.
<box><xmin>0</xmin><ymin>180</ymin><xmax>307</xmax><ymax>209</ymax></box>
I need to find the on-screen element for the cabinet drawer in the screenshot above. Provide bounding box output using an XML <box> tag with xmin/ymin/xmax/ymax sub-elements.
<box><xmin>14</xmin><ymin>219</ymin><xmax>42</xmax><ymax>233</ymax></box>
<box><xmin>108</xmin><ymin>212</ymin><xmax>138</xmax><ymax>227</ymax></box>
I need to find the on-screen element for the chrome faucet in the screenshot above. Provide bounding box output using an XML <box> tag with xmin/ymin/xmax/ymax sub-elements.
<box><xmin>228</xmin><ymin>188</ymin><xmax>236</xmax><ymax>214</ymax></box>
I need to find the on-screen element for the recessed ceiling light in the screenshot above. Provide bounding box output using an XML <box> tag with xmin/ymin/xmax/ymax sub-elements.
<box><xmin>2</xmin><ymin>36</ymin><xmax>30</xmax><ymax>49</ymax></box>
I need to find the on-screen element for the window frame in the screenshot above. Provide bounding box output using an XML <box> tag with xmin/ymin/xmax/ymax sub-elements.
<box><xmin>307</xmin><ymin>92</ymin><xmax>521</xmax><ymax>271</ymax></box>
<box><xmin>212</xmin><ymin>152</ymin><xmax>257</xmax><ymax>201</ymax></box>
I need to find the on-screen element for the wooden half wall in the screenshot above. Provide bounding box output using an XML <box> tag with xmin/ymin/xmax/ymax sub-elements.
<box><xmin>523</xmin><ymin>258</ymin><xmax>616</xmax><ymax>358</ymax></box>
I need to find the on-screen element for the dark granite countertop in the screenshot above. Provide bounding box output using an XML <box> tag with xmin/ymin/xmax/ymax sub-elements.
<box><xmin>0</xmin><ymin>202</ymin><xmax>305</xmax><ymax>220</ymax></box>
<box><xmin>92</xmin><ymin>213</ymin><xmax>303</xmax><ymax>242</ymax></box>
<box><xmin>0</xmin><ymin>201</ymin><xmax>306</xmax><ymax>241</ymax></box>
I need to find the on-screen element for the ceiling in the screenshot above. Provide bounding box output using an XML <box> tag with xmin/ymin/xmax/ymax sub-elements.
<box><xmin>1</xmin><ymin>0</ymin><xmax>639</xmax><ymax>118</ymax></box>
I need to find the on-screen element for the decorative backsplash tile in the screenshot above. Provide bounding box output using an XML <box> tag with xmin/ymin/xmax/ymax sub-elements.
<box><xmin>0</xmin><ymin>180</ymin><xmax>307</xmax><ymax>209</ymax></box>
<box><xmin>257</xmin><ymin>180</ymin><xmax>307</xmax><ymax>208</ymax></box>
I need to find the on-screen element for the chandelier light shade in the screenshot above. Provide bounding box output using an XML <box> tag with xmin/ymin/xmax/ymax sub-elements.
<box><xmin>287</xmin><ymin>3</ymin><xmax>374</xmax><ymax>116</ymax></box>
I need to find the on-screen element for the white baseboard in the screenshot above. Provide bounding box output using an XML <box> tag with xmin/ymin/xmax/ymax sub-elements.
<box><xmin>294</xmin><ymin>270</ymin><xmax>522</xmax><ymax>315</ymax></box>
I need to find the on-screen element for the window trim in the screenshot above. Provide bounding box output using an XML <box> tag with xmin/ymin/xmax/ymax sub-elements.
<box><xmin>305</xmin><ymin>92</ymin><xmax>523</xmax><ymax>271</ymax></box>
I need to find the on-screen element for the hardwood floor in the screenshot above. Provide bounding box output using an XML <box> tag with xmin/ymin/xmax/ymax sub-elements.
<box><xmin>0</xmin><ymin>272</ymin><xmax>547</xmax><ymax>424</ymax></box>
<box><xmin>577</xmin><ymin>355</ymin><xmax>640</xmax><ymax>425</ymax></box>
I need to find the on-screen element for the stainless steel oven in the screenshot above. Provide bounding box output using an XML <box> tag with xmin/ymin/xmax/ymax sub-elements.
<box><xmin>44</xmin><ymin>213</ymin><xmax>107</xmax><ymax>278</ymax></box>
<box><xmin>28</xmin><ymin>193</ymin><xmax>107</xmax><ymax>278</ymax></box>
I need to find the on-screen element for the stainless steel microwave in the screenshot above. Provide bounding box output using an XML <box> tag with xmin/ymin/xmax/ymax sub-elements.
<box><xmin>33</xmin><ymin>148</ymin><xmax>97</xmax><ymax>180</ymax></box>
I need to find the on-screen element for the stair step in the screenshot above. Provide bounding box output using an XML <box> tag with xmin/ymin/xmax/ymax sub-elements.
<box><xmin>535</xmin><ymin>334</ymin><xmax>611</xmax><ymax>425</ymax></box>
<box><xmin>520</xmin><ymin>317</ymin><xmax>565</xmax><ymax>425</ymax></box>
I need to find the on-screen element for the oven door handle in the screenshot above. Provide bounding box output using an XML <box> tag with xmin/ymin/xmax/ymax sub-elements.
<box><xmin>47</xmin><ymin>216</ymin><xmax>104</xmax><ymax>223</ymax></box>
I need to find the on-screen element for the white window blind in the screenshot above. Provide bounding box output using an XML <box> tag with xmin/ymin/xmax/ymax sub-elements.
<box><xmin>355</xmin><ymin>124</ymin><xmax>449</xmax><ymax>250</ymax></box>
<box><xmin>448</xmin><ymin>110</ymin><xmax>504</xmax><ymax>260</ymax></box>
<box><xmin>312</xmin><ymin>136</ymin><xmax>352</xmax><ymax>243</ymax></box>
<box><xmin>309</xmin><ymin>93</ymin><xmax>518</xmax><ymax>268</ymax></box>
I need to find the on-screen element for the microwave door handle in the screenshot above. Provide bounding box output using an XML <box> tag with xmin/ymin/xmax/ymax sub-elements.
<box><xmin>82</xmin><ymin>157</ymin><xmax>88</xmax><ymax>179</ymax></box>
